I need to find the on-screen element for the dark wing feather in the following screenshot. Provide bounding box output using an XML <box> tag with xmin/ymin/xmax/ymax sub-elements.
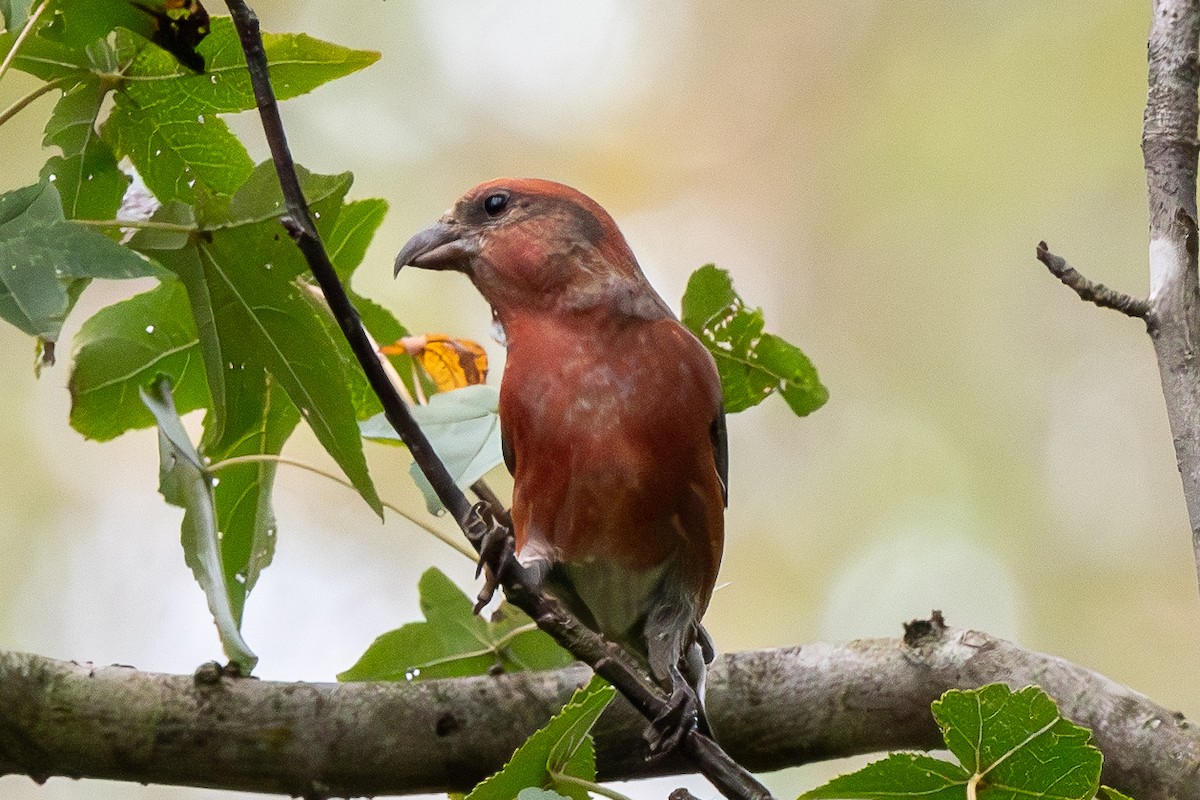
<box><xmin>710</xmin><ymin>408</ymin><xmax>729</xmax><ymax>506</ymax></box>
<box><xmin>501</xmin><ymin>420</ymin><xmax>516</xmax><ymax>475</ymax></box>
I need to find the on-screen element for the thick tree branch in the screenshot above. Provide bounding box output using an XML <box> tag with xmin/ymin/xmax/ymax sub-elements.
<box><xmin>0</xmin><ymin>625</ymin><xmax>1193</xmax><ymax>799</ymax></box>
<box><xmin>221</xmin><ymin>3</ymin><xmax>768</xmax><ymax>798</ymax></box>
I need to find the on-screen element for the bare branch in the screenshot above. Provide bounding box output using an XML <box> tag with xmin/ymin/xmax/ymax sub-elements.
<box><xmin>1034</xmin><ymin>241</ymin><xmax>1150</xmax><ymax>319</ymax></box>
<box><xmin>0</xmin><ymin>626</ymin><xmax>1193</xmax><ymax>800</ymax></box>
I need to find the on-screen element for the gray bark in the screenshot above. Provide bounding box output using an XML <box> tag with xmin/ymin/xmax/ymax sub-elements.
<box><xmin>1</xmin><ymin>625</ymin><xmax>1195</xmax><ymax>799</ymax></box>
<box><xmin>1144</xmin><ymin>0</ymin><xmax>1200</xmax><ymax>591</ymax></box>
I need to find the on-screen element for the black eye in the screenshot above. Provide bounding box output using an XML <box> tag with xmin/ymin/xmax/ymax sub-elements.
<box><xmin>483</xmin><ymin>192</ymin><xmax>509</xmax><ymax>217</ymax></box>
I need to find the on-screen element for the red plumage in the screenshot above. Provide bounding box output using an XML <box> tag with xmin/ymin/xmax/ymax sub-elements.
<box><xmin>396</xmin><ymin>178</ymin><xmax>727</xmax><ymax>739</ymax></box>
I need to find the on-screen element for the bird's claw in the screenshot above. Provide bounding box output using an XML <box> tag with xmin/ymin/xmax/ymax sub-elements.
<box><xmin>644</xmin><ymin>683</ymin><xmax>699</xmax><ymax>756</ymax></box>
<box><xmin>467</xmin><ymin>501</ymin><xmax>515</xmax><ymax>613</ymax></box>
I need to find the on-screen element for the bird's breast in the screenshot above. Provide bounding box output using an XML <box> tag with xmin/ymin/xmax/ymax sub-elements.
<box><xmin>499</xmin><ymin>314</ymin><xmax>724</xmax><ymax>592</ymax></box>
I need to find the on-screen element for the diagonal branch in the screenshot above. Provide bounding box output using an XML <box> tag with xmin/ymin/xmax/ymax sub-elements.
<box><xmin>220</xmin><ymin>3</ymin><xmax>771</xmax><ymax>798</ymax></box>
<box><xmin>0</xmin><ymin>624</ymin><xmax>1193</xmax><ymax>800</ymax></box>
<box><xmin>1035</xmin><ymin>241</ymin><xmax>1151</xmax><ymax>319</ymax></box>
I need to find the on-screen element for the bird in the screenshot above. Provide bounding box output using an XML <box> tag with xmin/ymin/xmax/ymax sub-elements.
<box><xmin>394</xmin><ymin>178</ymin><xmax>727</xmax><ymax>747</ymax></box>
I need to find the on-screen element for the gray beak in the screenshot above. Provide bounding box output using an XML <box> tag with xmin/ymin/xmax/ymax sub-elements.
<box><xmin>393</xmin><ymin>221</ymin><xmax>476</xmax><ymax>276</ymax></box>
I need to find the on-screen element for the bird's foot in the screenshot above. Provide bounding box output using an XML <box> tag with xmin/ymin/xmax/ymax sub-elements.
<box><xmin>466</xmin><ymin>501</ymin><xmax>514</xmax><ymax>613</ymax></box>
<box><xmin>644</xmin><ymin>682</ymin><xmax>700</xmax><ymax>756</ymax></box>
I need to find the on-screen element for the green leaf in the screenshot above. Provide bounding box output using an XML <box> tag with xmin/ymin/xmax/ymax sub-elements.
<box><xmin>102</xmin><ymin>17</ymin><xmax>378</xmax><ymax>205</ymax></box>
<box><xmin>328</xmin><ymin>198</ymin><xmax>405</xmax><ymax>342</ymax></box>
<box><xmin>935</xmin><ymin>685</ymin><xmax>1102</xmax><ymax>800</ymax></box>
<box><xmin>338</xmin><ymin>567</ymin><xmax>572</xmax><ymax>682</ymax></box>
<box><xmin>141</xmin><ymin>377</ymin><xmax>257</xmax><ymax>674</ymax></box>
<box><xmin>328</xmin><ymin>198</ymin><xmax>387</xmax><ymax>281</ymax></box>
<box><xmin>42</xmin><ymin>0</ymin><xmax>150</xmax><ymax>48</ymax></box>
<box><xmin>801</xmin><ymin>753</ymin><xmax>969</xmax><ymax>800</ymax></box>
<box><xmin>103</xmin><ymin>91</ymin><xmax>254</xmax><ymax>205</ymax></box>
<box><xmin>2</xmin><ymin>0</ymin><xmax>30</xmax><ymax>33</ymax></box>
<box><xmin>1097</xmin><ymin>788</ymin><xmax>1134</xmax><ymax>800</ymax></box>
<box><xmin>0</xmin><ymin>26</ymin><xmax>94</xmax><ymax>82</ymax></box>
<box><xmin>117</xmin><ymin>17</ymin><xmax>379</xmax><ymax>113</ymax></box>
<box><xmin>681</xmin><ymin>264</ymin><xmax>827</xmax><ymax>415</ymax></box>
<box><xmin>802</xmin><ymin>685</ymin><xmax>1103</xmax><ymax>800</ymax></box>
<box><xmin>202</xmin><ymin>369</ymin><xmax>300</xmax><ymax>624</ymax></box>
<box><xmin>361</xmin><ymin>385</ymin><xmax>503</xmax><ymax>515</ymax></box>
<box><xmin>149</xmin><ymin>162</ymin><xmax>382</xmax><ymax>516</ymax></box>
<box><xmin>41</xmin><ymin>76</ymin><xmax>128</xmax><ymax>220</ymax></box>
<box><xmin>126</xmin><ymin>199</ymin><xmax>197</xmax><ymax>251</ymax></box>
<box><xmin>517</xmin><ymin>790</ymin><xmax>571</xmax><ymax>800</ymax></box>
<box><xmin>466</xmin><ymin>676</ymin><xmax>615</xmax><ymax>800</ymax></box>
<box><xmin>0</xmin><ymin>182</ymin><xmax>156</xmax><ymax>342</ymax></box>
<box><xmin>69</xmin><ymin>279</ymin><xmax>208</xmax><ymax>441</ymax></box>
<box><xmin>42</xmin><ymin>0</ymin><xmax>149</xmax><ymax>49</ymax></box>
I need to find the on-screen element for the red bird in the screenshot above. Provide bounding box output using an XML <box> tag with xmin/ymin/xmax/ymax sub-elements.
<box><xmin>395</xmin><ymin>178</ymin><xmax>727</xmax><ymax>743</ymax></box>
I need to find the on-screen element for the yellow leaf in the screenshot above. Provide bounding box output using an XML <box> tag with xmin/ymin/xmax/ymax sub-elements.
<box><xmin>382</xmin><ymin>334</ymin><xmax>488</xmax><ymax>392</ymax></box>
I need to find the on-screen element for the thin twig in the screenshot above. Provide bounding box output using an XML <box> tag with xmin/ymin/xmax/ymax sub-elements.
<box><xmin>221</xmin><ymin>3</ymin><xmax>774</xmax><ymax>798</ymax></box>
<box><xmin>208</xmin><ymin>453</ymin><xmax>476</xmax><ymax>560</ymax></box>
<box><xmin>552</xmin><ymin>771</ymin><xmax>636</xmax><ymax>800</ymax></box>
<box><xmin>74</xmin><ymin>218</ymin><xmax>199</xmax><ymax>233</ymax></box>
<box><xmin>1035</xmin><ymin>241</ymin><xmax>1151</xmax><ymax>319</ymax></box>
<box><xmin>0</xmin><ymin>0</ymin><xmax>50</xmax><ymax>85</ymax></box>
<box><xmin>0</xmin><ymin>75</ymin><xmax>64</xmax><ymax>128</ymax></box>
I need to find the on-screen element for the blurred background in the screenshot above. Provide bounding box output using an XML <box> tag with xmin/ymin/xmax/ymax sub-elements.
<box><xmin>1</xmin><ymin>1</ymin><xmax>1195</xmax><ymax>798</ymax></box>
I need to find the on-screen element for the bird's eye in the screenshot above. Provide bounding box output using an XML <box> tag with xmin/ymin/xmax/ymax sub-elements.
<box><xmin>483</xmin><ymin>192</ymin><xmax>509</xmax><ymax>217</ymax></box>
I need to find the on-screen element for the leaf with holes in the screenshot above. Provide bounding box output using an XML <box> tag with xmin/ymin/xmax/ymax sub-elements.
<box><xmin>102</xmin><ymin>17</ymin><xmax>377</xmax><ymax>205</ymax></box>
<box><xmin>138</xmin><ymin>161</ymin><xmax>381</xmax><ymax>516</ymax></box>
<box><xmin>38</xmin><ymin>44</ymin><xmax>128</xmax><ymax>220</ymax></box>
<box><xmin>69</xmin><ymin>279</ymin><xmax>208</xmax><ymax>441</ymax></box>
<box><xmin>681</xmin><ymin>263</ymin><xmax>826</xmax><ymax>415</ymax></box>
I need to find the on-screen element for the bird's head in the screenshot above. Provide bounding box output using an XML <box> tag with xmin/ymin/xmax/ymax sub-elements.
<box><xmin>394</xmin><ymin>178</ymin><xmax>670</xmax><ymax>322</ymax></box>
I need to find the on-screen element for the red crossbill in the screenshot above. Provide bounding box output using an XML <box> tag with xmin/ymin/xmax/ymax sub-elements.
<box><xmin>395</xmin><ymin>178</ymin><xmax>727</xmax><ymax>744</ymax></box>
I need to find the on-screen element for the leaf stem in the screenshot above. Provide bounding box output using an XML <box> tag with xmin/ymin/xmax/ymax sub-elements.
<box><xmin>406</xmin><ymin>621</ymin><xmax>541</xmax><ymax>674</ymax></box>
<box><xmin>208</xmin><ymin>453</ymin><xmax>476</xmax><ymax>560</ymax></box>
<box><xmin>551</xmin><ymin>771</ymin><xmax>636</xmax><ymax>800</ymax></box>
<box><xmin>0</xmin><ymin>0</ymin><xmax>51</xmax><ymax>85</ymax></box>
<box><xmin>73</xmin><ymin>218</ymin><xmax>199</xmax><ymax>233</ymax></box>
<box><xmin>0</xmin><ymin>75</ymin><xmax>65</xmax><ymax>128</ymax></box>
